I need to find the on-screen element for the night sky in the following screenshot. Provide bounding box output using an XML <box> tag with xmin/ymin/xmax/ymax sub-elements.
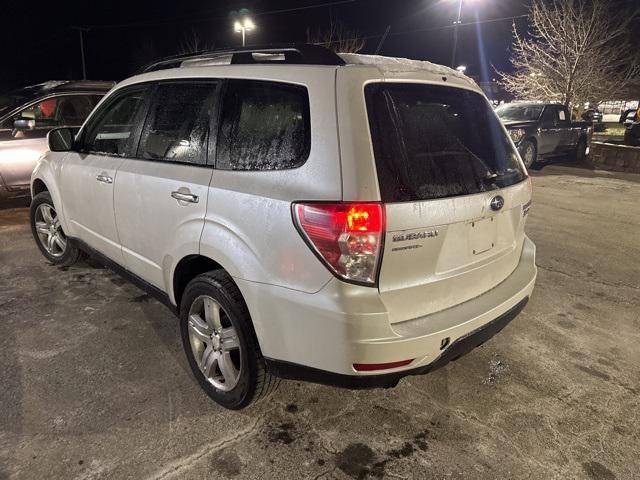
<box><xmin>1</xmin><ymin>0</ymin><xmax>637</xmax><ymax>92</ymax></box>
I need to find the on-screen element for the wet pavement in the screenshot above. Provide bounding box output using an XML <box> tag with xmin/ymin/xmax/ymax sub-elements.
<box><xmin>0</xmin><ymin>164</ymin><xmax>638</xmax><ymax>479</ymax></box>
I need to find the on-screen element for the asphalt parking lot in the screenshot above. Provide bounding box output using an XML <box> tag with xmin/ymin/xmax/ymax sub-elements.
<box><xmin>1</xmin><ymin>164</ymin><xmax>638</xmax><ymax>480</ymax></box>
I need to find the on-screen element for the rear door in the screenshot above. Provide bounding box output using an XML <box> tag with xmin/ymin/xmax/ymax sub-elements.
<box><xmin>538</xmin><ymin>105</ymin><xmax>561</xmax><ymax>155</ymax></box>
<box><xmin>113</xmin><ymin>81</ymin><xmax>217</xmax><ymax>289</ymax></box>
<box><xmin>555</xmin><ymin>106</ymin><xmax>574</xmax><ymax>151</ymax></box>
<box><xmin>60</xmin><ymin>86</ymin><xmax>149</xmax><ymax>261</ymax></box>
<box><xmin>364</xmin><ymin>83</ymin><xmax>531</xmax><ymax>323</ymax></box>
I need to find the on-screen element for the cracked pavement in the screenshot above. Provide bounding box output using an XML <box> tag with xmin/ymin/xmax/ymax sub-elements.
<box><xmin>0</xmin><ymin>164</ymin><xmax>638</xmax><ymax>479</ymax></box>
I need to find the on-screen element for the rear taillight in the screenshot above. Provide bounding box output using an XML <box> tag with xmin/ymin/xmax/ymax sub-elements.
<box><xmin>293</xmin><ymin>202</ymin><xmax>385</xmax><ymax>286</ymax></box>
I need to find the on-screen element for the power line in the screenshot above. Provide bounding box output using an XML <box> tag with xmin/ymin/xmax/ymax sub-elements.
<box><xmin>314</xmin><ymin>14</ymin><xmax>529</xmax><ymax>45</ymax></box>
<box><xmin>82</xmin><ymin>0</ymin><xmax>357</xmax><ymax>30</ymax></box>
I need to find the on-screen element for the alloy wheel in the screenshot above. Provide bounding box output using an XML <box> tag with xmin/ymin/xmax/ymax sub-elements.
<box><xmin>187</xmin><ymin>295</ymin><xmax>242</xmax><ymax>391</ymax></box>
<box><xmin>523</xmin><ymin>143</ymin><xmax>535</xmax><ymax>167</ymax></box>
<box><xmin>34</xmin><ymin>203</ymin><xmax>67</xmax><ymax>258</ymax></box>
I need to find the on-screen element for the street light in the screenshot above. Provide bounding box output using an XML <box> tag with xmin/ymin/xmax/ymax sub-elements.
<box><xmin>234</xmin><ymin>17</ymin><xmax>255</xmax><ymax>47</ymax></box>
<box><xmin>450</xmin><ymin>0</ymin><xmax>478</xmax><ymax>68</ymax></box>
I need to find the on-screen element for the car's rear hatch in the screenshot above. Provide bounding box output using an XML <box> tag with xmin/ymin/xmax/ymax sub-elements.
<box><xmin>363</xmin><ymin>81</ymin><xmax>531</xmax><ymax>323</ymax></box>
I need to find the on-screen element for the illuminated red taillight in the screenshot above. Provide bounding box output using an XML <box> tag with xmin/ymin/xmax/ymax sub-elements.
<box><xmin>293</xmin><ymin>202</ymin><xmax>385</xmax><ymax>286</ymax></box>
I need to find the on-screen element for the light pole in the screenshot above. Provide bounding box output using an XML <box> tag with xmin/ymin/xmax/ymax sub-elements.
<box><xmin>450</xmin><ymin>0</ymin><xmax>464</xmax><ymax>68</ymax></box>
<box><xmin>71</xmin><ymin>26</ymin><xmax>89</xmax><ymax>80</ymax></box>
<box><xmin>234</xmin><ymin>17</ymin><xmax>255</xmax><ymax>47</ymax></box>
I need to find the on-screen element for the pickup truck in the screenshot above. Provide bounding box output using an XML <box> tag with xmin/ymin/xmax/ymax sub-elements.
<box><xmin>495</xmin><ymin>102</ymin><xmax>592</xmax><ymax>167</ymax></box>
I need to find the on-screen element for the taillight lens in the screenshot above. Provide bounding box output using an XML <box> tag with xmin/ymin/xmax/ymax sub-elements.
<box><xmin>293</xmin><ymin>202</ymin><xmax>385</xmax><ymax>286</ymax></box>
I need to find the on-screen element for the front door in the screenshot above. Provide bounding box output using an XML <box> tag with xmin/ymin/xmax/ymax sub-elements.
<box><xmin>60</xmin><ymin>86</ymin><xmax>149</xmax><ymax>261</ymax></box>
<box><xmin>0</xmin><ymin>94</ymin><xmax>102</xmax><ymax>189</ymax></box>
<box><xmin>113</xmin><ymin>81</ymin><xmax>218</xmax><ymax>290</ymax></box>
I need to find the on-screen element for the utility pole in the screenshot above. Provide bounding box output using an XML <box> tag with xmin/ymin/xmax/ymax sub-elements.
<box><xmin>451</xmin><ymin>0</ymin><xmax>463</xmax><ymax>68</ymax></box>
<box><xmin>71</xmin><ymin>26</ymin><xmax>89</xmax><ymax>79</ymax></box>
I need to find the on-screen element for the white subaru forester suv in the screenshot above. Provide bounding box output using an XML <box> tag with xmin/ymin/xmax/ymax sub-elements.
<box><xmin>30</xmin><ymin>45</ymin><xmax>536</xmax><ymax>410</ymax></box>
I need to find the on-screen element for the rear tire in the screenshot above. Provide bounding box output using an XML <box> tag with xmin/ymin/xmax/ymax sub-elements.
<box><xmin>573</xmin><ymin>136</ymin><xmax>587</xmax><ymax>163</ymax></box>
<box><xmin>519</xmin><ymin>140</ymin><xmax>537</xmax><ymax>168</ymax></box>
<box><xmin>30</xmin><ymin>192</ymin><xmax>84</xmax><ymax>267</ymax></box>
<box><xmin>180</xmin><ymin>270</ymin><xmax>279</xmax><ymax>410</ymax></box>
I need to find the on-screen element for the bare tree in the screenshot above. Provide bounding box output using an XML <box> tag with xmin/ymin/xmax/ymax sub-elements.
<box><xmin>307</xmin><ymin>21</ymin><xmax>366</xmax><ymax>54</ymax></box>
<box><xmin>499</xmin><ymin>0</ymin><xmax>640</xmax><ymax>113</ymax></box>
<box><xmin>178</xmin><ymin>29</ymin><xmax>213</xmax><ymax>55</ymax></box>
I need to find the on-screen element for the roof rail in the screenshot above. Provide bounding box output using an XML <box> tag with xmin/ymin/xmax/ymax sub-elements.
<box><xmin>140</xmin><ymin>44</ymin><xmax>346</xmax><ymax>74</ymax></box>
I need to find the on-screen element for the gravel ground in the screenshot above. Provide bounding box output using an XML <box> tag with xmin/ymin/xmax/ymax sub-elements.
<box><xmin>0</xmin><ymin>164</ymin><xmax>638</xmax><ymax>480</ymax></box>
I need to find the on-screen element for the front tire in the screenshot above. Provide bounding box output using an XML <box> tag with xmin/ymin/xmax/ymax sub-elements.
<box><xmin>180</xmin><ymin>270</ymin><xmax>279</xmax><ymax>410</ymax></box>
<box><xmin>519</xmin><ymin>140</ymin><xmax>537</xmax><ymax>168</ymax></box>
<box><xmin>30</xmin><ymin>191</ymin><xmax>83</xmax><ymax>267</ymax></box>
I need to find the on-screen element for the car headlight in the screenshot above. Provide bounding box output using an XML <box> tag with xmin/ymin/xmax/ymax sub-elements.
<box><xmin>509</xmin><ymin>128</ymin><xmax>526</xmax><ymax>144</ymax></box>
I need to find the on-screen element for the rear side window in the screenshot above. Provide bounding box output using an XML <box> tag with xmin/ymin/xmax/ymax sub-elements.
<box><xmin>82</xmin><ymin>87</ymin><xmax>148</xmax><ymax>156</ymax></box>
<box><xmin>365</xmin><ymin>83</ymin><xmax>526</xmax><ymax>202</ymax></box>
<box><xmin>138</xmin><ymin>82</ymin><xmax>217</xmax><ymax>165</ymax></box>
<box><xmin>216</xmin><ymin>80</ymin><xmax>310</xmax><ymax>170</ymax></box>
<box><xmin>56</xmin><ymin>95</ymin><xmax>102</xmax><ymax>125</ymax></box>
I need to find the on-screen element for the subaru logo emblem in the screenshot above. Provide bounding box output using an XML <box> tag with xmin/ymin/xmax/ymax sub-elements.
<box><xmin>490</xmin><ymin>195</ymin><xmax>504</xmax><ymax>211</ymax></box>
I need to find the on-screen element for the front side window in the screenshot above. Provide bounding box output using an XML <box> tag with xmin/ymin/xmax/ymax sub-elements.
<box><xmin>137</xmin><ymin>83</ymin><xmax>217</xmax><ymax>164</ymax></box>
<box><xmin>217</xmin><ymin>80</ymin><xmax>310</xmax><ymax>171</ymax></box>
<box><xmin>82</xmin><ymin>87</ymin><xmax>148</xmax><ymax>156</ymax></box>
<box><xmin>366</xmin><ymin>83</ymin><xmax>526</xmax><ymax>202</ymax></box>
<box><xmin>0</xmin><ymin>94</ymin><xmax>103</xmax><ymax>131</ymax></box>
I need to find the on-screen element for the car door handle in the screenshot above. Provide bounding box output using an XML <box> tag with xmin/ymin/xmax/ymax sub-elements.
<box><xmin>96</xmin><ymin>174</ymin><xmax>113</xmax><ymax>184</ymax></box>
<box><xmin>171</xmin><ymin>191</ymin><xmax>199</xmax><ymax>204</ymax></box>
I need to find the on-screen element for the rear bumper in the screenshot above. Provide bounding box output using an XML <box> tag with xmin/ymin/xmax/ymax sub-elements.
<box><xmin>236</xmin><ymin>236</ymin><xmax>537</xmax><ymax>381</ymax></box>
<box><xmin>265</xmin><ymin>297</ymin><xmax>528</xmax><ymax>389</ymax></box>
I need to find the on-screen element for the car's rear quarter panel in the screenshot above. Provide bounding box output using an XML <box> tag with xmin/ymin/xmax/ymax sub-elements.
<box><xmin>196</xmin><ymin>66</ymin><xmax>342</xmax><ymax>294</ymax></box>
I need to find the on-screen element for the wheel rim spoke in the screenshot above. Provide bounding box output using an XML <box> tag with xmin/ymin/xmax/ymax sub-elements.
<box><xmin>218</xmin><ymin>352</ymin><xmax>239</xmax><ymax>386</ymax></box>
<box><xmin>47</xmin><ymin>235</ymin><xmax>56</xmax><ymax>253</ymax></box>
<box><xmin>203</xmin><ymin>297</ymin><xmax>222</xmax><ymax>331</ymax></box>
<box><xmin>54</xmin><ymin>234</ymin><xmax>66</xmax><ymax>251</ymax></box>
<box><xmin>220</xmin><ymin>327</ymin><xmax>240</xmax><ymax>351</ymax></box>
<box><xmin>188</xmin><ymin>314</ymin><xmax>211</xmax><ymax>344</ymax></box>
<box><xmin>200</xmin><ymin>345</ymin><xmax>217</xmax><ymax>377</ymax></box>
<box><xmin>41</xmin><ymin>205</ymin><xmax>54</xmax><ymax>225</ymax></box>
<box><xmin>35</xmin><ymin>222</ymin><xmax>49</xmax><ymax>235</ymax></box>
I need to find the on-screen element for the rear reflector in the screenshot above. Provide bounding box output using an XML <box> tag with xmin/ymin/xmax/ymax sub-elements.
<box><xmin>293</xmin><ymin>202</ymin><xmax>384</xmax><ymax>286</ymax></box>
<box><xmin>353</xmin><ymin>359</ymin><xmax>413</xmax><ymax>372</ymax></box>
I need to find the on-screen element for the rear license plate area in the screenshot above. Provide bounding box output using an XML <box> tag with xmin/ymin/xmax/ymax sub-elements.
<box><xmin>469</xmin><ymin>217</ymin><xmax>497</xmax><ymax>255</ymax></box>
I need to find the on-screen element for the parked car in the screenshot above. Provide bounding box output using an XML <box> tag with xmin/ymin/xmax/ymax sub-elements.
<box><xmin>620</xmin><ymin>109</ymin><xmax>639</xmax><ymax>146</ymax></box>
<box><xmin>29</xmin><ymin>45</ymin><xmax>537</xmax><ymax>410</ymax></box>
<box><xmin>581</xmin><ymin>108</ymin><xmax>604</xmax><ymax>132</ymax></box>
<box><xmin>0</xmin><ymin>80</ymin><xmax>113</xmax><ymax>201</ymax></box>
<box><xmin>495</xmin><ymin>102</ymin><xmax>592</xmax><ymax>167</ymax></box>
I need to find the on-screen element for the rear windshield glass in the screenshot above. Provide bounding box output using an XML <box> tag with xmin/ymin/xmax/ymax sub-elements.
<box><xmin>365</xmin><ymin>83</ymin><xmax>526</xmax><ymax>202</ymax></box>
<box><xmin>495</xmin><ymin>104</ymin><xmax>544</xmax><ymax>122</ymax></box>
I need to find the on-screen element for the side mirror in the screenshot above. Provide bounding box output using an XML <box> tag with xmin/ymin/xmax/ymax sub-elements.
<box><xmin>14</xmin><ymin>118</ymin><xmax>35</xmax><ymax>131</ymax></box>
<box><xmin>48</xmin><ymin>127</ymin><xmax>75</xmax><ymax>152</ymax></box>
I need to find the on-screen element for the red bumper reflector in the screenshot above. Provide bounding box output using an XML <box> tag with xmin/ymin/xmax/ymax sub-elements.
<box><xmin>353</xmin><ymin>359</ymin><xmax>413</xmax><ymax>372</ymax></box>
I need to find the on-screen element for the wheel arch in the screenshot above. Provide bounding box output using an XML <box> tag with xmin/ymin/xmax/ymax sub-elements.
<box><xmin>172</xmin><ymin>254</ymin><xmax>227</xmax><ymax>309</ymax></box>
<box><xmin>31</xmin><ymin>178</ymin><xmax>48</xmax><ymax>196</ymax></box>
